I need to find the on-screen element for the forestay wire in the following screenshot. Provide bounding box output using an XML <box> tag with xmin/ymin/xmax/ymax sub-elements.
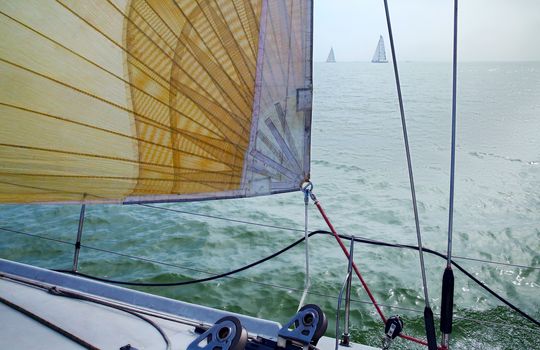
<box><xmin>447</xmin><ymin>0</ymin><xmax>459</xmax><ymax>269</ymax></box>
<box><xmin>441</xmin><ymin>1</ymin><xmax>459</xmax><ymax>349</ymax></box>
<box><xmin>382</xmin><ymin>0</ymin><xmax>438</xmax><ymax>348</ymax></box>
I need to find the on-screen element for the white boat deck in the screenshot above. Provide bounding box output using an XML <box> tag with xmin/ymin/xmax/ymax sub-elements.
<box><xmin>0</xmin><ymin>259</ymin><xmax>377</xmax><ymax>350</ymax></box>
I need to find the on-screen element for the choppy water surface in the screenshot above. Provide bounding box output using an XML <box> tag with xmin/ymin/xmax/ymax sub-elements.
<box><xmin>1</xmin><ymin>62</ymin><xmax>539</xmax><ymax>349</ymax></box>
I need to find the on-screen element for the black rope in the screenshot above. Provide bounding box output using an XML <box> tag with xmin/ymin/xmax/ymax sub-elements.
<box><xmin>51</xmin><ymin>230</ymin><xmax>539</xmax><ymax>329</ymax></box>
<box><xmin>2</xmin><ymin>226</ymin><xmax>538</xmax><ymax>270</ymax></box>
<box><xmin>54</xmin><ymin>230</ymin><xmax>314</xmax><ymax>287</ymax></box>
<box><xmin>0</xmin><ymin>295</ymin><xmax>100</xmax><ymax>350</ymax></box>
<box><xmin>48</xmin><ymin>286</ymin><xmax>171</xmax><ymax>350</ymax></box>
<box><xmin>1</xmin><ymin>226</ymin><xmax>537</xmax><ymax>328</ymax></box>
<box><xmin>341</xmin><ymin>234</ymin><xmax>540</xmax><ymax>329</ymax></box>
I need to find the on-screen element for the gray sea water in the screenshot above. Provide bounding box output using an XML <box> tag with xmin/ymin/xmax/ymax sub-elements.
<box><xmin>1</xmin><ymin>62</ymin><xmax>539</xmax><ymax>349</ymax></box>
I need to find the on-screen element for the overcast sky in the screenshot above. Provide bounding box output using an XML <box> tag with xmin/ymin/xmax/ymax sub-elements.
<box><xmin>314</xmin><ymin>0</ymin><xmax>540</xmax><ymax>62</ymax></box>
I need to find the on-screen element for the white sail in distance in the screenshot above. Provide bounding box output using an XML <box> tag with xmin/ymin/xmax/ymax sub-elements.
<box><xmin>326</xmin><ymin>47</ymin><xmax>336</xmax><ymax>63</ymax></box>
<box><xmin>371</xmin><ymin>36</ymin><xmax>388</xmax><ymax>63</ymax></box>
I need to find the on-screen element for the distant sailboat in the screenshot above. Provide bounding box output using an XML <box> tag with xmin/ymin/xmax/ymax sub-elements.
<box><xmin>326</xmin><ymin>47</ymin><xmax>336</xmax><ymax>63</ymax></box>
<box><xmin>371</xmin><ymin>35</ymin><xmax>388</xmax><ymax>63</ymax></box>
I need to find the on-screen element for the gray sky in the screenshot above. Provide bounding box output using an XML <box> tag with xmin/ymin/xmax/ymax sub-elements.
<box><xmin>314</xmin><ymin>0</ymin><xmax>540</xmax><ymax>62</ymax></box>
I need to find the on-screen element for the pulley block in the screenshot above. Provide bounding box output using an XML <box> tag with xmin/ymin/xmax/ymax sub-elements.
<box><xmin>277</xmin><ymin>304</ymin><xmax>328</xmax><ymax>348</ymax></box>
<box><xmin>187</xmin><ymin>316</ymin><xmax>248</xmax><ymax>350</ymax></box>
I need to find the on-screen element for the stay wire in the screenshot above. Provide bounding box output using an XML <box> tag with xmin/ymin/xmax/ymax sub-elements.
<box><xmin>50</xmin><ymin>230</ymin><xmax>540</xmax><ymax>329</ymax></box>
<box><xmin>447</xmin><ymin>0</ymin><xmax>459</xmax><ymax>268</ymax></box>
<box><xmin>440</xmin><ymin>2</ymin><xmax>460</xmax><ymax>347</ymax></box>
<box><xmin>1</xmin><ymin>226</ymin><xmax>538</xmax><ymax>328</ymax></box>
<box><xmin>139</xmin><ymin>204</ymin><xmax>303</xmax><ymax>232</ymax></box>
<box><xmin>382</xmin><ymin>2</ymin><xmax>437</xmax><ymax>347</ymax></box>
<box><xmin>382</xmin><ymin>0</ymin><xmax>431</xmax><ymax>309</ymax></box>
<box><xmin>53</xmin><ymin>231</ymin><xmax>315</xmax><ymax>287</ymax></box>
<box><xmin>56</xmin><ymin>205</ymin><xmax>540</xmax><ymax>272</ymax></box>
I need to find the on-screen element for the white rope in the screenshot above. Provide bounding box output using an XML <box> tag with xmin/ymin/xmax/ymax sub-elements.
<box><xmin>297</xmin><ymin>182</ymin><xmax>313</xmax><ymax>311</ymax></box>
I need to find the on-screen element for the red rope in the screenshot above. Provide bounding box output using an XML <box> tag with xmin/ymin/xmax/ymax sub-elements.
<box><xmin>313</xmin><ymin>199</ymin><xmax>386</xmax><ymax>322</ymax></box>
<box><xmin>312</xmin><ymin>195</ymin><xmax>442</xmax><ymax>349</ymax></box>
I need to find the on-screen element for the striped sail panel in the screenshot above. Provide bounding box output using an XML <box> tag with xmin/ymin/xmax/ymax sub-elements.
<box><xmin>0</xmin><ymin>0</ymin><xmax>313</xmax><ymax>204</ymax></box>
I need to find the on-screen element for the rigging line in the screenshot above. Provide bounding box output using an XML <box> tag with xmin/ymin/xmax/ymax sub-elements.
<box><xmin>440</xmin><ymin>2</ymin><xmax>459</xmax><ymax>348</ymax></box>
<box><xmin>383</xmin><ymin>1</ymin><xmax>438</xmax><ymax>347</ymax></box>
<box><xmin>3</xmin><ymin>270</ymin><xmax>535</xmax><ymax>335</ymax></box>
<box><xmin>452</xmin><ymin>255</ymin><xmax>540</xmax><ymax>270</ymax></box>
<box><xmin>4</xmin><ymin>272</ymin><xmax>218</xmax><ymax>331</ymax></box>
<box><xmin>138</xmin><ymin>204</ymin><xmax>304</xmax><ymax>232</ymax></box>
<box><xmin>54</xmin><ymin>229</ymin><xmax>309</xmax><ymax>287</ymax></box>
<box><xmin>345</xmin><ymin>234</ymin><xmax>540</xmax><ymax>329</ymax></box>
<box><xmin>383</xmin><ymin>0</ymin><xmax>432</xmax><ymax>310</ymax></box>
<box><xmin>2</xmin><ymin>225</ymin><xmax>538</xmax><ymax>329</ymax></box>
<box><xmin>298</xmin><ymin>183</ymin><xmax>312</xmax><ymax>310</ymax></box>
<box><xmin>310</xmin><ymin>197</ymin><xmax>436</xmax><ymax>348</ymax></box>
<box><xmin>447</xmin><ymin>0</ymin><xmax>459</xmax><ymax>268</ymax></box>
<box><xmin>5</xmin><ymin>272</ymin><xmax>201</xmax><ymax>328</ymax></box>
<box><xmin>1</xmin><ymin>213</ymin><xmax>537</xmax><ymax>272</ymax></box>
<box><xmin>48</xmin><ymin>287</ymin><xmax>171</xmax><ymax>350</ymax></box>
<box><xmin>311</xmin><ymin>198</ymin><xmax>387</xmax><ymax>323</ymax></box>
<box><xmin>0</xmin><ymin>227</ymin><xmax>432</xmax><ymax>314</ymax></box>
<box><xmin>0</xmin><ymin>295</ymin><xmax>100</xmax><ymax>350</ymax></box>
<box><xmin>0</xmin><ymin>225</ymin><xmax>274</xmax><ymax>288</ymax></box>
<box><xmin>0</xmin><ymin>227</ymin><xmax>75</xmax><ymax>246</ymax></box>
<box><xmin>139</xmin><ymin>204</ymin><xmax>540</xmax><ymax>270</ymax></box>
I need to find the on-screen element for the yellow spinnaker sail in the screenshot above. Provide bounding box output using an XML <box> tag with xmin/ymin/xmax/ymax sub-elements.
<box><xmin>0</xmin><ymin>0</ymin><xmax>313</xmax><ymax>204</ymax></box>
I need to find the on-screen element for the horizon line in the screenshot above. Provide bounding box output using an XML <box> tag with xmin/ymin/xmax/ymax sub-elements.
<box><xmin>315</xmin><ymin>60</ymin><xmax>540</xmax><ymax>63</ymax></box>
